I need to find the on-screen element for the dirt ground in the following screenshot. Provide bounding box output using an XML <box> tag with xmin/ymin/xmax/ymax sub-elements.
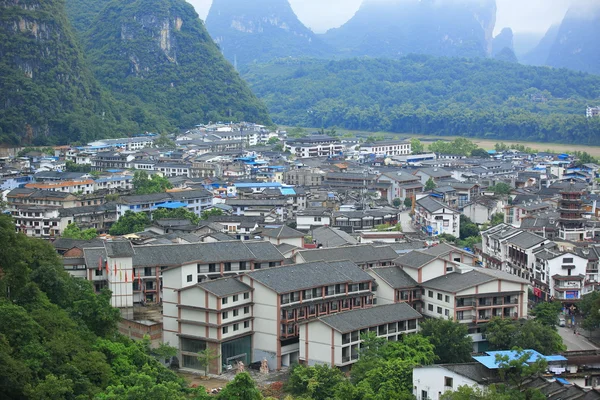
<box><xmin>180</xmin><ymin>373</ymin><xmax>230</xmax><ymax>391</ymax></box>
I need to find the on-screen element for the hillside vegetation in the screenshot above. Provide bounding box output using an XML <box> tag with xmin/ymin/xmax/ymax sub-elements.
<box><xmin>244</xmin><ymin>56</ymin><xmax>600</xmax><ymax>144</ymax></box>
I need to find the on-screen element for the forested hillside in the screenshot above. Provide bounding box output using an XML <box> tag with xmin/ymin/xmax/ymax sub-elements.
<box><xmin>0</xmin><ymin>0</ymin><xmax>156</xmax><ymax>145</ymax></box>
<box><xmin>83</xmin><ymin>0</ymin><xmax>272</xmax><ymax>129</ymax></box>
<box><xmin>0</xmin><ymin>214</ymin><xmax>206</xmax><ymax>399</ymax></box>
<box><xmin>244</xmin><ymin>56</ymin><xmax>600</xmax><ymax>144</ymax></box>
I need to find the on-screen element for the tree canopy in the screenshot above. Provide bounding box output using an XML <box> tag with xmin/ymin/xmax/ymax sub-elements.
<box><xmin>152</xmin><ymin>207</ymin><xmax>200</xmax><ymax>225</ymax></box>
<box><xmin>132</xmin><ymin>171</ymin><xmax>173</xmax><ymax>195</ymax></box>
<box><xmin>109</xmin><ymin>211</ymin><xmax>151</xmax><ymax>236</ymax></box>
<box><xmin>485</xmin><ymin>318</ymin><xmax>565</xmax><ymax>354</ymax></box>
<box><xmin>62</xmin><ymin>223</ymin><xmax>99</xmax><ymax>240</ymax></box>
<box><xmin>532</xmin><ymin>301</ymin><xmax>562</xmax><ymax>328</ymax></box>
<box><xmin>419</xmin><ymin>318</ymin><xmax>473</xmax><ymax>364</ymax></box>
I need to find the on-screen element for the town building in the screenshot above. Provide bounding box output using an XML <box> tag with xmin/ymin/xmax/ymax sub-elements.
<box><xmin>413</xmin><ymin>196</ymin><xmax>461</xmax><ymax>237</ymax></box>
<box><xmin>116</xmin><ymin>189</ymin><xmax>213</xmax><ymax>217</ymax></box>
<box><xmin>284</xmin><ymin>136</ymin><xmax>344</xmax><ymax>159</ymax></box>
<box><xmin>360</xmin><ymin>140</ymin><xmax>412</xmax><ymax>156</ymax></box>
<box><xmin>295</xmin><ymin>244</ymin><xmax>398</xmax><ymax>270</ymax></box>
<box><xmin>586</xmin><ymin>106</ymin><xmax>600</xmax><ymax>118</ymax></box>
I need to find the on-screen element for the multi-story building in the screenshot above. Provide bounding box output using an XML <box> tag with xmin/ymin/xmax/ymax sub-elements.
<box><xmin>88</xmin><ymin>136</ymin><xmax>156</xmax><ymax>151</ymax></box>
<box><xmin>504</xmin><ymin>200</ymin><xmax>552</xmax><ymax>228</ymax></box>
<box><xmin>93</xmin><ymin>175</ymin><xmax>133</xmax><ymax>193</ymax></box>
<box><xmin>283</xmin><ymin>168</ymin><xmax>325</xmax><ymax>187</ymax></box>
<box><xmin>190</xmin><ymin>162</ymin><xmax>218</xmax><ymax>178</ymax></box>
<box><xmin>558</xmin><ymin>182</ymin><xmax>589</xmax><ymax>241</ymax></box>
<box><xmin>377</xmin><ymin>171</ymin><xmax>423</xmax><ymax>203</ymax></box>
<box><xmin>296</xmin><ymin>208</ymin><xmax>331</xmax><ymax>231</ymax></box>
<box><xmin>225</xmin><ymin>199</ymin><xmax>287</xmax><ymax>222</ymax></box>
<box><xmin>413</xmin><ymin>196</ymin><xmax>460</xmax><ymax>237</ymax></box>
<box><xmin>58</xmin><ymin>203</ymin><xmax>118</xmax><ymax>234</ymax></box>
<box><xmin>368</xmin><ymin>266</ymin><xmax>422</xmax><ymax>312</ymax></box>
<box><xmin>284</xmin><ymin>136</ymin><xmax>344</xmax><ymax>159</ymax></box>
<box><xmin>240</xmin><ymin>260</ymin><xmax>375</xmax><ymax>370</ymax></box>
<box><xmin>7</xmin><ymin>187</ymin><xmax>78</xmax><ymax>209</ymax></box>
<box><xmin>573</xmin><ymin>245</ymin><xmax>600</xmax><ymax>295</ymax></box>
<box><xmin>299</xmin><ymin>303</ymin><xmax>421</xmax><ymax>368</ymax></box>
<box><xmin>296</xmin><ymin>244</ymin><xmax>399</xmax><ymax>270</ymax></box>
<box><xmin>533</xmin><ymin>248</ymin><xmax>588</xmax><ymax>304</ymax></box>
<box><xmin>360</xmin><ymin>140</ymin><xmax>412</xmax><ymax>156</ymax></box>
<box><xmin>331</xmin><ymin>208</ymin><xmax>399</xmax><ymax>231</ymax></box>
<box><xmin>116</xmin><ymin>189</ymin><xmax>213</xmax><ymax>217</ymax></box>
<box><xmin>155</xmin><ymin>163</ymin><xmax>192</xmax><ymax>178</ymax></box>
<box><xmin>25</xmin><ymin>179</ymin><xmax>95</xmax><ymax>194</ymax></box>
<box><xmin>586</xmin><ymin>106</ymin><xmax>600</xmax><ymax>118</ymax></box>
<box><xmin>91</xmin><ymin>152</ymin><xmax>135</xmax><ymax>171</ymax></box>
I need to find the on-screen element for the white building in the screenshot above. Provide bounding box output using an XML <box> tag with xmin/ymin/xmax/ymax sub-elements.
<box><xmin>586</xmin><ymin>106</ymin><xmax>600</xmax><ymax>118</ymax></box>
<box><xmin>299</xmin><ymin>303</ymin><xmax>421</xmax><ymax>368</ymax></box>
<box><xmin>284</xmin><ymin>136</ymin><xmax>344</xmax><ymax>159</ymax></box>
<box><xmin>360</xmin><ymin>140</ymin><xmax>411</xmax><ymax>156</ymax></box>
<box><xmin>296</xmin><ymin>209</ymin><xmax>331</xmax><ymax>230</ymax></box>
<box><xmin>413</xmin><ymin>196</ymin><xmax>461</xmax><ymax>237</ymax></box>
<box><xmin>534</xmin><ymin>248</ymin><xmax>588</xmax><ymax>303</ymax></box>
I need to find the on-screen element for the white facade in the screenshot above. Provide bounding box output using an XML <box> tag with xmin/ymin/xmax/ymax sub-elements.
<box><xmin>360</xmin><ymin>141</ymin><xmax>411</xmax><ymax>156</ymax></box>
<box><xmin>296</xmin><ymin>213</ymin><xmax>331</xmax><ymax>230</ymax></box>
<box><xmin>413</xmin><ymin>365</ymin><xmax>484</xmax><ymax>400</ymax></box>
<box><xmin>285</xmin><ymin>142</ymin><xmax>344</xmax><ymax>159</ymax></box>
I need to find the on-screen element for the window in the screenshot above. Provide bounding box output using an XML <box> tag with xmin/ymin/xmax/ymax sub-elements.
<box><xmin>437</xmin><ymin>293</ymin><xmax>443</xmax><ymax>301</ymax></box>
<box><xmin>186</xmin><ymin>274</ymin><xmax>193</xmax><ymax>282</ymax></box>
<box><xmin>239</xmin><ymin>261</ymin><xmax>247</xmax><ymax>271</ymax></box>
<box><xmin>233</xmin><ymin>309</ymin><xmax>239</xmax><ymax>317</ymax></box>
<box><xmin>233</xmin><ymin>323</ymin><xmax>239</xmax><ymax>331</ymax></box>
<box><xmin>437</xmin><ymin>307</ymin><xmax>442</xmax><ymax>314</ymax></box>
<box><xmin>445</xmin><ymin>377</ymin><xmax>454</xmax><ymax>388</ymax></box>
<box><xmin>222</xmin><ymin>326</ymin><xmax>228</xmax><ymax>334</ymax></box>
<box><xmin>563</xmin><ymin>258</ymin><xmax>573</xmax><ymax>263</ymax></box>
<box><xmin>446</xmin><ymin>266</ymin><xmax>454</xmax><ymax>272</ymax></box>
<box><xmin>209</xmin><ymin>263</ymin><xmax>217</xmax><ymax>272</ymax></box>
<box><xmin>445</xmin><ymin>295</ymin><xmax>450</xmax><ymax>303</ymax></box>
<box><xmin>428</xmin><ymin>304</ymin><xmax>434</xmax><ymax>311</ymax></box>
<box><xmin>233</xmin><ymin>295</ymin><xmax>238</xmax><ymax>302</ymax></box>
<box><xmin>222</xmin><ymin>297</ymin><xmax>228</xmax><ymax>305</ymax></box>
<box><xmin>224</xmin><ymin>262</ymin><xmax>232</xmax><ymax>272</ymax></box>
<box><xmin>254</xmin><ymin>263</ymin><xmax>261</xmax><ymax>269</ymax></box>
<box><xmin>95</xmin><ymin>269</ymin><xmax>103</xmax><ymax>276</ymax></box>
<box><xmin>222</xmin><ymin>312</ymin><xmax>228</xmax><ymax>319</ymax></box>
<box><xmin>244</xmin><ymin>321</ymin><xmax>250</xmax><ymax>329</ymax></box>
<box><xmin>428</xmin><ymin>290</ymin><xmax>433</xmax><ymax>298</ymax></box>
<box><xmin>281</xmin><ymin>294</ymin><xmax>290</xmax><ymax>304</ymax></box>
<box><xmin>445</xmin><ymin>309</ymin><xmax>450</xmax><ymax>316</ymax></box>
<box><xmin>244</xmin><ymin>292</ymin><xmax>250</xmax><ymax>299</ymax></box>
<box><xmin>244</xmin><ymin>306</ymin><xmax>249</xmax><ymax>314</ymax></box>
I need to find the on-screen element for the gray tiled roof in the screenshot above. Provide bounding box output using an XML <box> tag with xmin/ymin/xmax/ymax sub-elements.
<box><xmin>394</xmin><ymin>251</ymin><xmax>437</xmax><ymax>269</ymax></box>
<box><xmin>505</xmin><ymin>231</ymin><xmax>546</xmax><ymax>249</ymax></box>
<box><xmin>417</xmin><ymin>196</ymin><xmax>457</xmax><ymax>213</ymax></box>
<box><xmin>369</xmin><ymin>266</ymin><xmax>417</xmax><ymax>288</ymax></box>
<box><xmin>298</xmin><ymin>244</ymin><xmax>398</xmax><ymax>264</ymax></box>
<box><xmin>105</xmin><ymin>241</ymin><xmax>134</xmax><ymax>257</ymax></box>
<box><xmin>421</xmin><ymin>243</ymin><xmax>469</xmax><ymax>258</ymax></box>
<box><xmin>263</xmin><ymin>225</ymin><xmax>305</xmax><ymax>239</ymax></box>
<box><xmin>52</xmin><ymin>238</ymin><xmax>104</xmax><ymax>250</ymax></box>
<box><xmin>315</xmin><ymin>303</ymin><xmax>422</xmax><ymax>333</ymax></box>
<box><xmin>312</xmin><ymin>226</ymin><xmax>358</xmax><ymax>247</ymax></box>
<box><xmin>244</xmin><ymin>260</ymin><xmax>373</xmax><ymax>293</ymax></box>
<box><xmin>190</xmin><ymin>277</ymin><xmax>251</xmax><ymax>297</ymax></box>
<box><xmin>420</xmin><ymin>270</ymin><xmax>495</xmax><ymax>293</ymax></box>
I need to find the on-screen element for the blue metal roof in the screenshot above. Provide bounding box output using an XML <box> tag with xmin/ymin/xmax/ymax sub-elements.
<box><xmin>281</xmin><ymin>188</ymin><xmax>296</xmax><ymax>196</ymax></box>
<box><xmin>555</xmin><ymin>378</ymin><xmax>571</xmax><ymax>385</ymax></box>
<box><xmin>153</xmin><ymin>201</ymin><xmax>188</xmax><ymax>209</ymax></box>
<box><xmin>234</xmin><ymin>182</ymin><xmax>282</xmax><ymax>188</ymax></box>
<box><xmin>473</xmin><ymin>350</ymin><xmax>567</xmax><ymax>369</ymax></box>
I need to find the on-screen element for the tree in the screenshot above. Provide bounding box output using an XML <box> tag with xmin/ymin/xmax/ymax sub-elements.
<box><xmin>61</xmin><ymin>223</ymin><xmax>98</xmax><ymax>240</ymax></box>
<box><xmin>201</xmin><ymin>208</ymin><xmax>225</xmax><ymax>220</ymax></box>
<box><xmin>496</xmin><ymin>349</ymin><xmax>548</xmax><ymax>390</ymax></box>
<box><xmin>491</xmin><ymin>182</ymin><xmax>512</xmax><ymax>196</ymax></box>
<box><xmin>424</xmin><ymin>177</ymin><xmax>436</xmax><ymax>191</ymax></box>
<box><xmin>286</xmin><ymin>363</ymin><xmax>345</xmax><ymax>400</ymax></box>
<box><xmin>490</xmin><ymin>213</ymin><xmax>504</xmax><ymax>226</ymax></box>
<box><xmin>392</xmin><ymin>197</ymin><xmax>402</xmax><ymax>207</ymax></box>
<box><xmin>442</xmin><ymin>384</ymin><xmax>545</xmax><ymax>400</ymax></box>
<box><xmin>196</xmin><ymin>348</ymin><xmax>219</xmax><ymax>377</ymax></box>
<box><xmin>485</xmin><ymin>318</ymin><xmax>565</xmax><ymax>354</ymax></box>
<box><xmin>153</xmin><ymin>132</ymin><xmax>176</xmax><ymax>148</ymax></box>
<box><xmin>420</xmin><ymin>318</ymin><xmax>473</xmax><ymax>364</ymax></box>
<box><xmin>273</xmin><ymin>143</ymin><xmax>284</xmax><ymax>152</ymax></box>
<box><xmin>410</xmin><ymin>138</ymin><xmax>424</xmax><ymax>154</ymax></box>
<box><xmin>65</xmin><ymin>160</ymin><xmax>92</xmax><ymax>172</ymax></box>
<box><xmin>580</xmin><ymin>291</ymin><xmax>600</xmax><ymax>330</ymax></box>
<box><xmin>471</xmin><ymin>148</ymin><xmax>490</xmax><ymax>158</ymax></box>
<box><xmin>217</xmin><ymin>372</ymin><xmax>262</xmax><ymax>400</ymax></box>
<box><xmin>532</xmin><ymin>301</ymin><xmax>562</xmax><ymax>328</ymax></box>
<box><xmin>109</xmin><ymin>210</ymin><xmax>150</xmax><ymax>235</ymax></box>
<box><xmin>404</xmin><ymin>197</ymin><xmax>413</xmax><ymax>208</ymax></box>
<box><xmin>152</xmin><ymin>207</ymin><xmax>200</xmax><ymax>225</ymax></box>
<box><xmin>459</xmin><ymin>215</ymin><xmax>479</xmax><ymax>240</ymax></box>
<box><xmin>132</xmin><ymin>171</ymin><xmax>172</xmax><ymax>195</ymax></box>
<box><xmin>267</xmin><ymin>137</ymin><xmax>280</xmax><ymax>145</ymax></box>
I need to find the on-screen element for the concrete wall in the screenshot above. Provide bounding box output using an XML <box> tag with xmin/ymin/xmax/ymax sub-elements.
<box><xmin>413</xmin><ymin>366</ymin><xmax>482</xmax><ymax>400</ymax></box>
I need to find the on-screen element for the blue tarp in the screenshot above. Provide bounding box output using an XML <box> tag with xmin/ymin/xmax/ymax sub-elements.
<box><xmin>555</xmin><ymin>378</ymin><xmax>571</xmax><ymax>385</ymax></box>
<box><xmin>153</xmin><ymin>201</ymin><xmax>187</xmax><ymax>209</ymax></box>
<box><xmin>473</xmin><ymin>350</ymin><xmax>567</xmax><ymax>369</ymax></box>
<box><xmin>281</xmin><ymin>188</ymin><xmax>296</xmax><ymax>196</ymax></box>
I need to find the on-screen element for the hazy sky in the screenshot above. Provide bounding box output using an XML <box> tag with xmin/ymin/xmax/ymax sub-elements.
<box><xmin>188</xmin><ymin>0</ymin><xmax>573</xmax><ymax>35</ymax></box>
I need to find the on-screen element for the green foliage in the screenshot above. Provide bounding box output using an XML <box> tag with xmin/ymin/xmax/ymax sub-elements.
<box><xmin>429</xmin><ymin>138</ymin><xmax>478</xmax><ymax>156</ymax></box>
<box><xmin>410</xmin><ymin>138</ymin><xmax>424</xmax><ymax>154</ymax></box>
<box><xmin>267</xmin><ymin>137</ymin><xmax>281</xmax><ymax>144</ymax></box>
<box><xmin>0</xmin><ymin>0</ymin><xmax>157</xmax><ymax>145</ymax></box>
<box><xmin>286</xmin><ymin>363</ymin><xmax>345</xmax><ymax>400</ymax></box>
<box><xmin>62</xmin><ymin>223</ymin><xmax>99</xmax><ymax>240</ymax></box>
<box><xmin>459</xmin><ymin>215</ymin><xmax>480</xmax><ymax>240</ymax></box>
<box><xmin>132</xmin><ymin>171</ymin><xmax>173</xmax><ymax>195</ymax></box>
<box><xmin>375</xmin><ymin>223</ymin><xmax>402</xmax><ymax>232</ymax></box>
<box><xmin>491</xmin><ymin>182</ymin><xmax>512</xmax><ymax>195</ymax></box>
<box><xmin>153</xmin><ymin>132</ymin><xmax>176</xmax><ymax>148</ymax></box>
<box><xmin>424</xmin><ymin>177</ymin><xmax>436</xmax><ymax>191</ymax></box>
<box><xmin>392</xmin><ymin>198</ymin><xmax>402</xmax><ymax>207</ymax></box>
<box><xmin>217</xmin><ymin>372</ymin><xmax>263</xmax><ymax>400</ymax></box>
<box><xmin>404</xmin><ymin>197</ymin><xmax>413</xmax><ymax>208</ymax></box>
<box><xmin>82</xmin><ymin>0</ymin><xmax>271</xmax><ymax>130</ymax></box>
<box><xmin>573</xmin><ymin>151</ymin><xmax>597</xmax><ymax>166</ymax></box>
<box><xmin>442</xmin><ymin>384</ymin><xmax>545</xmax><ymax>400</ymax></box>
<box><xmin>490</xmin><ymin>213</ymin><xmax>505</xmax><ymax>226</ymax></box>
<box><xmin>65</xmin><ymin>160</ymin><xmax>92</xmax><ymax>173</ymax></box>
<box><xmin>485</xmin><ymin>318</ymin><xmax>566</xmax><ymax>354</ymax></box>
<box><xmin>152</xmin><ymin>207</ymin><xmax>200</xmax><ymax>225</ymax></box>
<box><xmin>109</xmin><ymin>210</ymin><xmax>151</xmax><ymax>235</ymax></box>
<box><xmin>532</xmin><ymin>301</ymin><xmax>562</xmax><ymax>328</ymax></box>
<box><xmin>196</xmin><ymin>348</ymin><xmax>219</xmax><ymax>377</ymax></box>
<box><xmin>580</xmin><ymin>291</ymin><xmax>600</xmax><ymax>330</ymax></box>
<box><xmin>0</xmin><ymin>214</ymin><xmax>196</xmax><ymax>399</ymax></box>
<box><xmin>471</xmin><ymin>148</ymin><xmax>491</xmax><ymax>158</ymax></box>
<box><xmin>244</xmin><ymin>56</ymin><xmax>600</xmax><ymax>145</ymax></box>
<box><xmin>495</xmin><ymin>349</ymin><xmax>548</xmax><ymax>390</ymax></box>
<box><xmin>201</xmin><ymin>208</ymin><xmax>225</xmax><ymax>220</ymax></box>
<box><xmin>419</xmin><ymin>318</ymin><xmax>473</xmax><ymax>364</ymax></box>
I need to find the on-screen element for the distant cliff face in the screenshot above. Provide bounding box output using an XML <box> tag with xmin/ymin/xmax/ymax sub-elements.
<box><xmin>520</xmin><ymin>25</ymin><xmax>560</xmax><ymax>67</ymax></box>
<box><xmin>0</xmin><ymin>0</ymin><xmax>135</xmax><ymax>145</ymax></box>
<box><xmin>85</xmin><ymin>0</ymin><xmax>271</xmax><ymax>127</ymax></box>
<box><xmin>322</xmin><ymin>0</ymin><xmax>497</xmax><ymax>59</ymax></box>
<box><xmin>545</xmin><ymin>1</ymin><xmax>600</xmax><ymax>75</ymax></box>
<box><xmin>205</xmin><ymin>0</ymin><xmax>332</xmax><ymax>66</ymax></box>
<box><xmin>492</xmin><ymin>27</ymin><xmax>514</xmax><ymax>56</ymax></box>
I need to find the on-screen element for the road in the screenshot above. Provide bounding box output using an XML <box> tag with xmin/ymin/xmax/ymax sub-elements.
<box><xmin>557</xmin><ymin>326</ymin><xmax>598</xmax><ymax>351</ymax></box>
<box><xmin>399</xmin><ymin>211</ymin><xmax>416</xmax><ymax>233</ymax></box>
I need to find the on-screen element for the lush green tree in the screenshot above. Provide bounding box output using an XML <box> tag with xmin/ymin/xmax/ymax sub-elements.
<box><xmin>471</xmin><ymin>148</ymin><xmax>491</xmax><ymax>158</ymax></box>
<box><xmin>267</xmin><ymin>137</ymin><xmax>280</xmax><ymax>144</ymax></box>
<box><xmin>485</xmin><ymin>317</ymin><xmax>518</xmax><ymax>350</ymax></box>
<box><xmin>532</xmin><ymin>301</ymin><xmax>562</xmax><ymax>328</ymax></box>
<box><xmin>273</xmin><ymin>143</ymin><xmax>284</xmax><ymax>152</ymax></box>
<box><xmin>286</xmin><ymin>363</ymin><xmax>345</xmax><ymax>400</ymax></box>
<box><xmin>573</xmin><ymin>151</ymin><xmax>597</xmax><ymax>166</ymax></box>
<box><xmin>485</xmin><ymin>318</ymin><xmax>565</xmax><ymax>354</ymax></box>
<box><xmin>496</xmin><ymin>349</ymin><xmax>548</xmax><ymax>390</ymax></box>
<box><xmin>201</xmin><ymin>208</ymin><xmax>225</xmax><ymax>220</ymax></box>
<box><xmin>410</xmin><ymin>138</ymin><xmax>424</xmax><ymax>154</ymax></box>
<box><xmin>196</xmin><ymin>348</ymin><xmax>219</xmax><ymax>377</ymax></box>
<box><xmin>152</xmin><ymin>207</ymin><xmax>200</xmax><ymax>225</ymax></box>
<box><xmin>132</xmin><ymin>171</ymin><xmax>173</xmax><ymax>195</ymax></box>
<box><xmin>109</xmin><ymin>210</ymin><xmax>151</xmax><ymax>235</ymax></box>
<box><xmin>442</xmin><ymin>384</ymin><xmax>545</xmax><ymax>400</ymax></box>
<box><xmin>459</xmin><ymin>215</ymin><xmax>480</xmax><ymax>240</ymax></box>
<box><xmin>65</xmin><ymin>160</ymin><xmax>92</xmax><ymax>173</ymax></box>
<box><xmin>424</xmin><ymin>177</ymin><xmax>436</xmax><ymax>191</ymax></box>
<box><xmin>217</xmin><ymin>372</ymin><xmax>263</xmax><ymax>400</ymax></box>
<box><xmin>580</xmin><ymin>291</ymin><xmax>600</xmax><ymax>330</ymax></box>
<box><xmin>490</xmin><ymin>213</ymin><xmax>505</xmax><ymax>226</ymax></box>
<box><xmin>153</xmin><ymin>132</ymin><xmax>176</xmax><ymax>148</ymax></box>
<box><xmin>62</xmin><ymin>223</ymin><xmax>99</xmax><ymax>240</ymax></box>
<box><xmin>392</xmin><ymin>197</ymin><xmax>402</xmax><ymax>207</ymax></box>
<box><xmin>491</xmin><ymin>182</ymin><xmax>512</xmax><ymax>196</ymax></box>
<box><xmin>404</xmin><ymin>197</ymin><xmax>413</xmax><ymax>208</ymax></box>
<box><xmin>420</xmin><ymin>318</ymin><xmax>473</xmax><ymax>363</ymax></box>
<box><xmin>429</xmin><ymin>138</ymin><xmax>478</xmax><ymax>156</ymax></box>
